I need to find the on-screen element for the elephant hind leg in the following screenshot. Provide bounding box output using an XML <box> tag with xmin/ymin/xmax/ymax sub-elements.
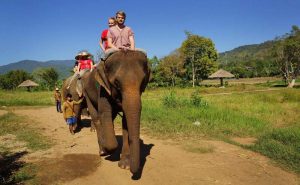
<box><xmin>90</xmin><ymin>120</ymin><xmax>96</xmax><ymax>132</ymax></box>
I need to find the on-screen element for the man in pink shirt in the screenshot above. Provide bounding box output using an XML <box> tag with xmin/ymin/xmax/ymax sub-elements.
<box><xmin>107</xmin><ymin>11</ymin><xmax>135</xmax><ymax>50</ymax></box>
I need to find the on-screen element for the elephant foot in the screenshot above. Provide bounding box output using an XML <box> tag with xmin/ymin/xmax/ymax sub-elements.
<box><xmin>118</xmin><ymin>155</ymin><xmax>130</xmax><ymax>170</ymax></box>
<box><xmin>99</xmin><ymin>149</ymin><xmax>109</xmax><ymax>156</ymax></box>
<box><xmin>90</xmin><ymin>127</ymin><xmax>95</xmax><ymax>132</ymax></box>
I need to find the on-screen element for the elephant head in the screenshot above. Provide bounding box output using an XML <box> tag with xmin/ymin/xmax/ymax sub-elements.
<box><xmin>95</xmin><ymin>50</ymin><xmax>150</xmax><ymax>174</ymax></box>
<box><xmin>62</xmin><ymin>77</ymin><xmax>85</xmax><ymax>125</ymax></box>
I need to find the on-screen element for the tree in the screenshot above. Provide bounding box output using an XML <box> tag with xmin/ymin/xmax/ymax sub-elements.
<box><xmin>0</xmin><ymin>70</ymin><xmax>31</xmax><ymax>90</ymax></box>
<box><xmin>147</xmin><ymin>56</ymin><xmax>163</xmax><ymax>87</ymax></box>
<box><xmin>274</xmin><ymin>25</ymin><xmax>300</xmax><ymax>88</ymax></box>
<box><xmin>34</xmin><ymin>68</ymin><xmax>59</xmax><ymax>90</ymax></box>
<box><xmin>157</xmin><ymin>50</ymin><xmax>185</xmax><ymax>86</ymax></box>
<box><xmin>148</xmin><ymin>56</ymin><xmax>160</xmax><ymax>70</ymax></box>
<box><xmin>180</xmin><ymin>32</ymin><xmax>218</xmax><ymax>87</ymax></box>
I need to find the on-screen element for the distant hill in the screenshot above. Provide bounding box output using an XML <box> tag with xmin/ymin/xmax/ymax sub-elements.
<box><xmin>218</xmin><ymin>40</ymin><xmax>279</xmax><ymax>77</ymax></box>
<box><xmin>0</xmin><ymin>39</ymin><xmax>280</xmax><ymax>79</ymax></box>
<box><xmin>0</xmin><ymin>60</ymin><xmax>75</xmax><ymax>79</ymax></box>
<box><xmin>218</xmin><ymin>40</ymin><xmax>277</xmax><ymax>64</ymax></box>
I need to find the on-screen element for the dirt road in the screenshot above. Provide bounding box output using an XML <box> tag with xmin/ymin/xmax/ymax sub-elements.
<box><xmin>14</xmin><ymin>107</ymin><xmax>299</xmax><ymax>185</ymax></box>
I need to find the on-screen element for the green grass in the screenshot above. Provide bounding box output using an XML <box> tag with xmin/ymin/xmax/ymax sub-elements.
<box><xmin>141</xmin><ymin>87</ymin><xmax>300</xmax><ymax>173</ymax></box>
<box><xmin>0</xmin><ymin>112</ymin><xmax>52</xmax><ymax>185</ymax></box>
<box><xmin>1</xmin><ymin>83</ymin><xmax>300</xmax><ymax>174</ymax></box>
<box><xmin>0</xmin><ymin>90</ymin><xmax>53</xmax><ymax>106</ymax></box>
<box><xmin>0</xmin><ymin>149</ymin><xmax>39</xmax><ymax>185</ymax></box>
<box><xmin>12</xmin><ymin>163</ymin><xmax>38</xmax><ymax>185</ymax></box>
<box><xmin>142</xmin><ymin>89</ymin><xmax>273</xmax><ymax>138</ymax></box>
<box><xmin>145</xmin><ymin>84</ymin><xmax>270</xmax><ymax>98</ymax></box>
<box><xmin>249</xmin><ymin>127</ymin><xmax>300</xmax><ymax>173</ymax></box>
<box><xmin>0</xmin><ymin>112</ymin><xmax>52</xmax><ymax>151</ymax></box>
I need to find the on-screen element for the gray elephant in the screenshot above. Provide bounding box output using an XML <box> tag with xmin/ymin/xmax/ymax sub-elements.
<box><xmin>62</xmin><ymin>76</ymin><xmax>95</xmax><ymax>131</ymax></box>
<box><xmin>81</xmin><ymin>50</ymin><xmax>150</xmax><ymax>174</ymax></box>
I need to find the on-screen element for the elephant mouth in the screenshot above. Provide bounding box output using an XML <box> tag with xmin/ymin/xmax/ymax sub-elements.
<box><xmin>111</xmin><ymin>88</ymin><xmax>123</xmax><ymax>108</ymax></box>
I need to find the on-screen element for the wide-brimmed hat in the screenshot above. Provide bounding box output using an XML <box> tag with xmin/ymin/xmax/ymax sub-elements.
<box><xmin>75</xmin><ymin>51</ymin><xmax>92</xmax><ymax>60</ymax></box>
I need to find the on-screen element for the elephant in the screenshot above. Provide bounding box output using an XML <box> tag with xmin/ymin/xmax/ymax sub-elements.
<box><xmin>81</xmin><ymin>50</ymin><xmax>150</xmax><ymax>174</ymax></box>
<box><xmin>62</xmin><ymin>76</ymin><xmax>96</xmax><ymax>131</ymax></box>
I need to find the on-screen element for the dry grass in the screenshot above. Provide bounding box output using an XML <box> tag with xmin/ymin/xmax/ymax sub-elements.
<box><xmin>202</xmin><ymin>77</ymin><xmax>282</xmax><ymax>85</ymax></box>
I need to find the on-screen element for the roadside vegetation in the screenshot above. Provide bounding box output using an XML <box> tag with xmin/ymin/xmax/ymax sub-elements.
<box><xmin>0</xmin><ymin>90</ymin><xmax>53</xmax><ymax>106</ymax></box>
<box><xmin>141</xmin><ymin>85</ymin><xmax>300</xmax><ymax>173</ymax></box>
<box><xmin>0</xmin><ymin>79</ymin><xmax>299</xmax><ymax>174</ymax></box>
<box><xmin>0</xmin><ymin>68</ymin><xmax>60</xmax><ymax>91</ymax></box>
<box><xmin>0</xmin><ymin>112</ymin><xmax>52</xmax><ymax>184</ymax></box>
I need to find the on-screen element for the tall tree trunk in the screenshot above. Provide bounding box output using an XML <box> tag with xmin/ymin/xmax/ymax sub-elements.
<box><xmin>287</xmin><ymin>79</ymin><xmax>296</xmax><ymax>88</ymax></box>
<box><xmin>192</xmin><ymin>61</ymin><xmax>195</xmax><ymax>87</ymax></box>
<box><xmin>172</xmin><ymin>75</ymin><xmax>175</xmax><ymax>87</ymax></box>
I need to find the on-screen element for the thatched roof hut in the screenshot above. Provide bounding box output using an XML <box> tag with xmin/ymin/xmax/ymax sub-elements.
<box><xmin>18</xmin><ymin>80</ymin><xmax>39</xmax><ymax>91</ymax></box>
<box><xmin>209</xmin><ymin>69</ymin><xmax>235</xmax><ymax>86</ymax></box>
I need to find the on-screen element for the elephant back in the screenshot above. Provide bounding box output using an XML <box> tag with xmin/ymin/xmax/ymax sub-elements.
<box><xmin>105</xmin><ymin>50</ymin><xmax>148</xmax><ymax>67</ymax></box>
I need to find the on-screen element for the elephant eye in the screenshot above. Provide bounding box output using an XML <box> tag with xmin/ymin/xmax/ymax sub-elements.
<box><xmin>114</xmin><ymin>80</ymin><xmax>121</xmax><ymax>90</ymax></box>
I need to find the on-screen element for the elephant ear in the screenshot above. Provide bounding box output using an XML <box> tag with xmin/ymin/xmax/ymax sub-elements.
<box><xmin>95</xmin><ymin>62</ymin><xmax>111</xmax><ymax>95</ymax></box>
<box><xmin>141</xmin><ymin>62</ymin><xmax>151</xmax><ymax>92</ymax></box>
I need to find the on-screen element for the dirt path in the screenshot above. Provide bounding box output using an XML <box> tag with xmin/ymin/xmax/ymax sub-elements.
<box><xmin>14</xmin><ymin>107</ymin><xmax>299</xmax><ymax>185</ymax></box>
<box><xmin>0</xmin><ymin>109</ymin><xmax>7</xmax><ymax>116</ymax></box>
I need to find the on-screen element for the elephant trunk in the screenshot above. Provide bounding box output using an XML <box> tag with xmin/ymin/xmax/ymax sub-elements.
<box><xmin>122</xmin><ymin>91</ymin><xmax>141</xmax><ymax>174</ymax></box>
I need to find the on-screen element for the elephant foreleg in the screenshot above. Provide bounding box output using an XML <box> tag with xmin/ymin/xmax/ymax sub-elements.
<box><xmin>93</xmin><ymin>120</ymin><xmax>107</xmax><ymax>156</ymax></box>
<box><xmin>98</xmin><ymin>97</ymin><xmax>118</xmax><ymax>153</ymax></box>
<box><xmin>83</xmin><ymin>92</ymin><xmax>98</xmax><ymax>132</ymax></box>
<box><xmin>118</xmin><ymin>115</ymin><xmax>130</xmax><ymax>170</ymax></box>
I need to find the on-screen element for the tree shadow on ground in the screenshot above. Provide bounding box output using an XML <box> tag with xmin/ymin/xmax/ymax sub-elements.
<box><xmin>104</xmin><ymin>135</ymin><xmax>154</xmax><ymax>180</ymax></box>
<box><xmin>271</xmin><ymin>84</ymin><xmax>300</xmax><ymax>88</ymax></box>
<box><xmin>271</xmin><ymin>84</ymin><xmax>287</xmax><ymax>87</ymax></box>
<box><xmin>0</xmin><ymin>151</ymin><xmax>29</xmax><ymax>185</ymax></box>
<box><xmin>293</xmin><ymin>85</ymin><xmax>300</xmax><ymax>89</ymax></box>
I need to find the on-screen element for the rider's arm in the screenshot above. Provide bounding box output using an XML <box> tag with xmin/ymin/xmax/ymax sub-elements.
<box><xmin>89</xmin><ymin>60</ymin><xmax>94</xmax><ymax>71</ymax></box>
<box><xmin>129</xmin><ymin>35</ymin><xmax>135</xmax><ymax>50</ymax></box>
<box><xmin>108</xmin><ymin>37</ymin><xmax>118</xmax><ymax>50</ymax></box>
<box><xmin>100</xmin><ymin>30</ymin><xmax>107</xmax><ymax>52</ymax></box>
<box><xmin>77</xmin><ymin>63</ymin><xmax>81</xmax><ymax>73</ymax></box>
<box><xmin>99</xmin><ymin>39</ymin><xmax>105</xmax><ymax>52</ymax></box>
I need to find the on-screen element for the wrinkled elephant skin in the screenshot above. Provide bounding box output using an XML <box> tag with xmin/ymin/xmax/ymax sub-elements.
<box><xmin>85</xmin><ymin>50</ymin><xmax>150</xmax><ymax>174</ymax></box>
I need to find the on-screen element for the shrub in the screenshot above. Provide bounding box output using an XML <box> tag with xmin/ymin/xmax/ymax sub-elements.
<box><xmin>190</xmin><ymin>90</ymin><xmax>208</xmax><ymax>107</ymax></box>
<box><xmin>162</xmin><ymin>91</ymin><xmax>178</xmax><ymax>107</ymax></box>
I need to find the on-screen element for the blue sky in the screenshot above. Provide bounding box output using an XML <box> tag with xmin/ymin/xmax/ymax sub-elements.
<box><xmin>0</xmin><ymin>0</ymin><xmax>299</xmax><ymax>65</ymax></box>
